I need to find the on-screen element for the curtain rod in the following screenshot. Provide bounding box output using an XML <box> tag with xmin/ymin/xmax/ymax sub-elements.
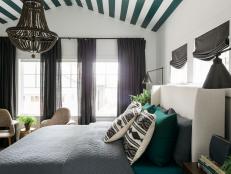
<box><xmin>60</xmin><ymin>37</ymin><xmax>145</xmax><ymax>40</ymax></box>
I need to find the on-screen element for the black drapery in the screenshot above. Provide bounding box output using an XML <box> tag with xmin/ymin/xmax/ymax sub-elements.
<box><xmin>193</xmin><ymin>21</ymin><xmax>229</xmax><ymax>60</ymax></box>
<box><xmin>117</xmin><ymin>38</ymin><xmax>146</xmax><ymax>115</ymax></box>
<box><xmin>77</xmin><ymin>39</ymin><xmax>96</xmax><ymax>125</ymax></box>
<box><xmin>170</xmin><ymin>44</ymin><xmax>187</xmax><ymax>69</ymax></box>
<box><xmin>0</xmin><ymin>37</ymin><xmax>16</xmax><ymax>118</ymax></box>
<box><xmin>40</xmin><ymin>39</ymin><xmax>62</xmax><ymax>121</ymax></box>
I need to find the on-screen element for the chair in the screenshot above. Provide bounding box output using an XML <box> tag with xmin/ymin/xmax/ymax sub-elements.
<box><xmin>0</xmin><ymin>109</ymin><xmax>15</xmax><ymax>145</ymax></box>
<box><xmin>40</xmin><ymin>108</ymin><xmax>72</xmax><ymax>127</ymax></box>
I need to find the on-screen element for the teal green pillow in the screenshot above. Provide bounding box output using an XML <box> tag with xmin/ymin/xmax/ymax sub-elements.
<box><xmin>143</xmin><ymin>103</ymin><xmax>156</xmax><ymax>114</ymax></box>
<box><xmin>146</xmin><ymin>107</ymin><xmax>178</xmax><ymax>166</ymax></box>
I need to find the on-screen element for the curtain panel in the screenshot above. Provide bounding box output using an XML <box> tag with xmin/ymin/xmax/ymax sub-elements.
<box><xmin>117</xmin><ymin>38</ymin><xmax>146</xmax><ymax>115</ymax></box>
<box><xmin>77</xmin><ymin>39</ymin><xmax>96</xmax><ymax>125</ymax></box>
<box><xmin>40</xmin><ymin>39</ymin><xmax>62</xmax><ymax>121</ymax></box>
<box><xmin>0</xmin><ymin>37</ymin><xmax>16</xmax><ymax>118</ymax></box>
<box><xmin>170</xmin><ymin>44</ymin><xmax>187</xmax><ymax>69</ymax></box>
<box><xmin>193</xmin><ymin>21</ymin><xmax>230</xmax><ymax>60</ymax></box>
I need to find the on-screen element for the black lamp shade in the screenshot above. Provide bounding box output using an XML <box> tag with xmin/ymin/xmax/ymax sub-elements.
<box><xmin>142</xmin><ymin>72</ymin><xmax>152</xmax><ymax>84</ymax></box>
<box><xmin>203</xmin><ymin>58</ymin><xmax>231</xmax><ymax>89</ymax></box>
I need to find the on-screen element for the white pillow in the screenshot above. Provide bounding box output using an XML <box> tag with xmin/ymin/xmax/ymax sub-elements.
<box><xmin>123</xmin><ymin>110</ymin><xmax>156</xmax><ymax>165</ymax></box>
<box><xmin>104</xmin><ymin>102</ymin><xmax>142</xmax><ymax>143</ymax></box>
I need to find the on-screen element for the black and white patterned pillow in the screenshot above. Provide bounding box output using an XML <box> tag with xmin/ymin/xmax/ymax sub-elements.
<box><xmin>104</xmin><ymin>102</ymin><xmax>142</xmax><ymax>143</ymax></box>
<box><xmin>123</xmin><ymin>110</ymin><xmax>156</xmax><ymax>165</ymax></box>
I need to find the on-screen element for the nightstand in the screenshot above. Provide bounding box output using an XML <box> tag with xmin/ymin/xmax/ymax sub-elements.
<box><xmin>183</xmin><ymin>162</ymin><xmax>205</xmax><ymax>174</ymax></box>
<box><xmin>20</xmin><ymin>127</ymin><xmax>36</xmax><ymax>139</ymax></box>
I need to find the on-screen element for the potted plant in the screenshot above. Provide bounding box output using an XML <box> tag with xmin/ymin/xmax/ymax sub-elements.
<box><xmin>17</xmin><ymin>116</ymin><xmax>37</xmax><ymax>131</ymax></box>
<box><xmin>222</xmin><ymin>156</ymin><xmax>231</xmax><ymax>174</ymax></box>
<box><xmin>130</xmin><ymin>89</ymin><xmax>151</xmax><ymax>105</ymax></box>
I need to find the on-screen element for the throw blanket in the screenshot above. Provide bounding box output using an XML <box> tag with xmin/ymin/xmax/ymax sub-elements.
<box><xmin>0</xmin><ymin>124</ymin><xmax>134</xmax><ymax>174</ymax></box>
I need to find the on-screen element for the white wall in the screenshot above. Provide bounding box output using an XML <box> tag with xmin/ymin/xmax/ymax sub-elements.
<box><xmin>156</xmin><ymin>0</ymin><xmax>231</xmax><ymax>83</ymax></box>
<box><xmin>0</xmin><ymin>6</ymin><xmax>157</xmax><ymax>77</ymax></box>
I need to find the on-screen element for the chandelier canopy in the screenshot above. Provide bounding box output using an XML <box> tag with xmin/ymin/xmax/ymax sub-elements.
<box><xmin>6</xmin><ymin>0</ymin><xmax>58</xmax><ymax>55</ymax></box>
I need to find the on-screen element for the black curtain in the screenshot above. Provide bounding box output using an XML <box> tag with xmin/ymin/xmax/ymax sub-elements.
<box><xmin>40</xmin><ymin>39</ymin><xmax>62</xmax><ymax>121</ymax></box>
<box><xmin>193</xmin><ymin>21</ymin><xmax>229</xmax><ymax>60</ymax></box>
<box><xmin>117</xmin><ymin>38</ymin><xmax>146</xmax><ymax>115</ymax></box>
<box><xmin>0</xmin><ymin>37</ymin><xmax>16</xmax><ymax>118</ymax></box>
<box><xmin>170</xmin><ymin>44</ymin><xmax>187</xmax><ymax>69</ymax></box>
<box><xmin>77</xmin><ymin>39</ymin><xmax>96</xmax><ymax>125</ymax></box>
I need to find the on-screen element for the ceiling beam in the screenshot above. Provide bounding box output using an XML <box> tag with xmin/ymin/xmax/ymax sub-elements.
<box><xmin>109</xmin><ymin>0</ymin><xmax>115</xmax><ymax>17</ymax></box>
<box><xmin>63</xmin><ymin>0</ymin><xmax>73</xmax><ymax>6</ymax></box>
<box><xmin>120</xmin><ymin>0</ymin><xmax>129</xmax><ymax>21</ymax></box>
<box><xmin>75</xmin><ymin>0</ymin><xmax>83</xmax><ymax>7</ymax></box>
<box><xmin>152</xmin><ymin>0</ymin><xmax>182</xmax><ymax>31</ymax></box>
<box><xmin>141</xmin><ymin>0</ymin><xmax>163</xmax><ymax>28</ymax></box>
<box><xmin>0</xmin><ymin>6</ymin><xmax>17</xmax><ymax>20</ymax></box>
<box><xmin>130</xmin><ymin>0</ymin><xmax>145</xmax><ymax>25</ymax></box>
<box><xmin>51</xmin><ymin>0</ymin><xmax>61</xmax><ymax>7</ymax></box>
<box><xmin>85</xmin><ymin>0</ymin><xmax>93</xmax><ymax>10</ymax></box>
<box><xmin>0</xmin><ymin>17</ymin><xmax>7</xmax><ymax>24</ymax></box>
<box><xmin>2</xmin><ymin>0</ymin><xmax>21</xmax><ymax>14</ymax></box>
<box><xmin>96</xmin><ymin>0</ymin><xmax>104</xmax><ymax>14</ymax></box>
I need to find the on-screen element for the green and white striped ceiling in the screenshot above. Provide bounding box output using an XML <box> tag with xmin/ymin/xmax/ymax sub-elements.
<box><xmin>0</xmin><ymin>0</ymin><xmax>183</xmax><ymax>32</ymax></box>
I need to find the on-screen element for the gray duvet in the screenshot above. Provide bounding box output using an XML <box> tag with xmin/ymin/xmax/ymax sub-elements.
<box><xmin>0</xmin><ymin>124</ymin><xmax>134</xmax><ymax>174</ymax></box>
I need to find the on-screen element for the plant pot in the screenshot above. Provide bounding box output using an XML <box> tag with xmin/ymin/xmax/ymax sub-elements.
<box><xmin>24</xmin><ymin>124</ymin><xmax>31</xmax><ymax>131</ymax></box>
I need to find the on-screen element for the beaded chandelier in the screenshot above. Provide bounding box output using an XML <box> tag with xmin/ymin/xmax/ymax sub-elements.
<box><xmin>6</xmin><ymin>0</ymin><xmax>58</xmax><ymax>56</ymax></box>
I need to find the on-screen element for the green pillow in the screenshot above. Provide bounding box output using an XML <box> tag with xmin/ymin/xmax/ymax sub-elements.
<box><xmin>146</xmin><ymin>107</ymin><xmax>178</xmax><ymax>166</ymax></box>
<box><xmin>143</xmin><ymin>103</ymin><xmax>156</xmax><ymax>114</ymax></box>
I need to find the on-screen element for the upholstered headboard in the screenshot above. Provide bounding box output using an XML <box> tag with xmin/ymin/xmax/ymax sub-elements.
<box><xmin>151</xmin><ymin>85</ymin><xmax>225</xmax><ymax>162</ymax></box>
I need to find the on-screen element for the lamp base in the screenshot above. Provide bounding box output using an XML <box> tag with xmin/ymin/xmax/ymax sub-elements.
<box><xmin>203</xmin><ymin>58</ymin><xmax>231</xmax><ymax>89</ymax></box>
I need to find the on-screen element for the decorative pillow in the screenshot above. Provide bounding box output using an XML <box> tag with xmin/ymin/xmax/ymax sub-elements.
<box><xmin>104</xmin><ymin>102</ymin><xmax>142</xmax><ymax>143</ymax></box>
<box><xmin>168</xmin><ymin>108</ymin><xmax>192</xmax><ymax>166</ymax></box>
<box><xmin>146</xmin><ymin>107</ymin><xmax>178</xmax><ymax>166</ymax></box>
<box><xmin>143</xmin><ymin>103</ymin><xmax>156</xmax><ymax>114</ymax></box>
<box><xmin>123</xmin><ymin>110</ymin><xmax>156</xmax><ymax>165</ymax></box>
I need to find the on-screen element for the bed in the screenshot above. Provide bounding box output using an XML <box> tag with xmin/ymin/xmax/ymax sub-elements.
<box><xmin>0</xmin><ymin>85</ymin><xmax>226</xmax><ymax>174</ymax></box>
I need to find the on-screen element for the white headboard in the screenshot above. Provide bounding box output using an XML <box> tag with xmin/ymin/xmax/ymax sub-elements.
<box><xmin>151</xmin><ymin>85</ymin><xmax>225</xmax><ymax>162</ymax></box>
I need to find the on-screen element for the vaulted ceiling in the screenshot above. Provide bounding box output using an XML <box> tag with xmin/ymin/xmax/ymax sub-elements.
<box><xmin>0</xmin><ymin>0</ymin><xmax>183</xmax><ymax>32</ymax></box>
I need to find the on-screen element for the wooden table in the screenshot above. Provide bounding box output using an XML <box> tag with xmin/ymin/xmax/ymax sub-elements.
<box><xmin>20</xmin><ymin>127</ymin><xmax>36</xmax><ymax>139</ymax></box>
<box><xmin>183</xmin><ymin>162</ymin><xmax>205</xmax><ymax>174</ymax></box>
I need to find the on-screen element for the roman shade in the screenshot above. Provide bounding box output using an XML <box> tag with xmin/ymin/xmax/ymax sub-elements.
<box><xmin>193</xmin><ymin>21</ymin><xmax>230</xmax><ymax>60</ymax></box>
<box><xmin>170</xmin><ymin>44</ymin><xmax>187</xmax><ymax>69</ymax></box>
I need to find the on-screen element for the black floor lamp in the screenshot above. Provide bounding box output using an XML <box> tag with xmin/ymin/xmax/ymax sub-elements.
<box><xmin>142</xmin><ymin>67</ymin><xmax>164</xmax><ymax>85</ymax></box>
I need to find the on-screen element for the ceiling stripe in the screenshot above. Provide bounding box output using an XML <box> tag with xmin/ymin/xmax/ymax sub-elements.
<box><xmin>114</xmin><ymin>0</ymin><xmax>122</xmax><ymax>19</ymax></box>
<box><xmin>0</xmin><ymin>6</ymin><xmax>17</xmax><ymax>20</ymax></box>
<box><xmin>43</xmin><ymin>1</ymin><xmax>50</xmax><ymax>10</ymax></box>
<box><xmin>152</xmin><ymin>0</ymin><xmax>182</xmax><ymax>31</ymax></box>
<box><xmin>51</xmin><ymin>0</ymin><xmax>62</xmax><ymax>7</ymax></box>
<box><xmin>141</xmin><ymin>0</ymin><xmax>163</xmax><ymax>28</ymax></box>
<box><xmin>120</xmin><ymin>0</ymin><xmax>129</xmax><ymax>21</ymax></box>
<box><xmin>63</xmin><ymin>0</ymin><xmax>73</xmax><ymax>6</ymax></box>
<box><xmin>96</xmin><ymin>0</ymin><xmax>104</xmax><ymax>14</ymax></box>
<box><xmin>2</xmin><ymin>0</ymin><xmax>21</xmax><ymax>14</ymax></box>
<box><xmin>130</xmin><ymin>0</ymin><xmax>145</xmax><ymax>25</ymax></box>
<box><xmin>0</xmin><ymin>17</ymin><xmax>7</xmax><ymax>24</ymax></box>
<box><xmin>109</xmin><ymin>0</ymin><xmax>115</xmax><ymax>17</ymax></box>
<box><xmin>75</xmin><ymin>0</ymin><xmax>83</xmax><ymax>7</ymax></box>
<box><xmin>85</xmin><ymin>0</ymin><xmax>93</xmax><ymax>10</ymax></box>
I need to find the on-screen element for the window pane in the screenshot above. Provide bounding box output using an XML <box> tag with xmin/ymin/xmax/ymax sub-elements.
<box><xmin>95</xmin><ymin>62</ymin><xmax>118</xmax><ymax>117</ymax></box>
<box><xmin>24</xmin><ymin>75</ymin><xmax>36</xmax><ymax>87</ymax></box>
<box><xmin>62</xmin><ymin>62</ymin><xmax>71</xmax><ymax>74</ymax></box>
<box><xmin>19</xmin><ymin>61</ymin><xmax>40</xmax><ymax>116</ymax></box>
<box><xmin>62</xmin><ymin>74</ymin><xmax>71</xmax><ymax>88</ymax></box>
<box><xmin>170</xmin><ymin>64</ymin><xmax>187</xmax><ymax>84</ymax></box>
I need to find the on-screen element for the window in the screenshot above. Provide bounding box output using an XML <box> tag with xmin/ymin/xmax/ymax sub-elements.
<box><xmin>95</xmin><ymin>62</ymin><xmax>118</xmax><ymax>117</ymax></box>
<box><xmin>170</xmin><ymin>64</ymin><xmax>188</xmax><ymax>84</ymax></box>
<box><xmin>61</xmin><ymin>61</ymin><xmax>78</xmax><ymax>116</ymax></box>
<box><xmin>193</xmin><ymin>51</ymin><xmax>230</xmax><ymax>84</ymax></box>
<box><xmin>18</xmin><ymin>60</ymin><xmax>40</xmax><ymax>116</ymax></box>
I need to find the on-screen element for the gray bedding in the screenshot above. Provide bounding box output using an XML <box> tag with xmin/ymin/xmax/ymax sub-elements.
<box><xmin>0</xmin><ymin>124</ymin><xmax>134</xmax><ymax>174</ymax></box>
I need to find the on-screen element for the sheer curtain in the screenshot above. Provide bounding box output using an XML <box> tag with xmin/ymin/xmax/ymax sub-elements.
<box><xmin>0</xmin><ymin>37</ymin><xmax>16</xmax><ymax>118</ymax></box>
<box><xmin>117</xmin><ymin>38</ymin><xmax>146</xmax><ymax>115</ymax></box>
<box><xmin>40</xmin><ymin>39</ymin><xmax>62</xmax><ymax>121</ymax></box>
<box><xmin>77</xmin><ymin>39</ymin><xmax>96</xmax><ymax>125</ymax></box>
